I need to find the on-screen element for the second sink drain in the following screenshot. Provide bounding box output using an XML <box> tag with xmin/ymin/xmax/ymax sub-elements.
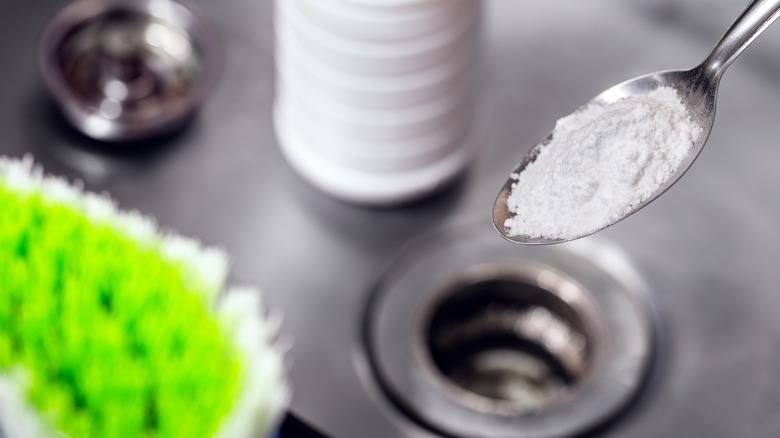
<box><xmin>364</xmin><ymin>225</ymin><xmax>655</xmax><ymax>438</ymax></box>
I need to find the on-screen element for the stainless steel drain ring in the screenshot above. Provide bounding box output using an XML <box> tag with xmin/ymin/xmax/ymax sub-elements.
<box><xmin>365</xmin><ymin>225</ymin><xmax>655</xmax><ymax>438</ymax></box>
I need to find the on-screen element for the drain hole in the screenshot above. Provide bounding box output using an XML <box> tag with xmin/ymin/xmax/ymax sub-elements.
<box><xmin>437</xmin><ymin>326</ymin><xmax>573</xmax><ymax>404</ymax></box>
<box><xmin>425</xmin><ymin>271</ymin><xmax>595</xmax><ymax>412</ymax></box>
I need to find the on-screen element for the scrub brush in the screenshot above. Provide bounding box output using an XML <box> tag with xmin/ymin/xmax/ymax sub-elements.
<box><xmin>0</xmin><ymin>156</ymin><xmax>289</xmax><ymax>438</ymax></box>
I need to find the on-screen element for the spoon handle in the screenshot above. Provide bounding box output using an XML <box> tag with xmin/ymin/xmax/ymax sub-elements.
<box><xmin>702</xmin><ymin>0</ymin><xmax>780</xmax><ymax>82</ymax></box>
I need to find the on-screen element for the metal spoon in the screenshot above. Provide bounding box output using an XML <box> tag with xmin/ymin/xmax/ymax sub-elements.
<box><xmin>493</xmin><ymin>0</ymin><xmax>780</xmax><ymax>245</ymax></box>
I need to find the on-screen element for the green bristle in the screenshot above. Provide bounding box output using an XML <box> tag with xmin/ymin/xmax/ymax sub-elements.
<box><xmin>0</xmin><ymin>182</ymin><xmax>243</xmax><ymax>436</ymax></box>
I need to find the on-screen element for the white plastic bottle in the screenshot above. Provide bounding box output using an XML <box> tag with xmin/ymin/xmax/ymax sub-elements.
<box><xmin>274</xmin><ymin>0</ymin><xmax>483</xmax><ymax>205</ymax></box>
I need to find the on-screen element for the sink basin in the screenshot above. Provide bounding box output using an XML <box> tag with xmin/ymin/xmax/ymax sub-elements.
<box><xmin>1</xmin><ymin>1</ymin><xmax>779</xmax><ymax>437</ymax></box>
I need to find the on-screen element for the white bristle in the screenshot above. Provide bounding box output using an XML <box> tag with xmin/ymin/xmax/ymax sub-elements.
<box><xmin>217</xmin><ymin>287</ymin><xmax>290</xmax><ymax>438</ymax></box>
<box><xmin>80</xmin><ymin>191</ymin><xmax>120</xmax><ymax>225</ymax></box>
<box><xmin>158</xmin><ymin>234</ymin><xmax>229</xmax><ymax>301</ymax></box>
<box><xmin>0</xmin><ymin>371</ymin><xmax>57</xmax><ymax>438</ymax></box>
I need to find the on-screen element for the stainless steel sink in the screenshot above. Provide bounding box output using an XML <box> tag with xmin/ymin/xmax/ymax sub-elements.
<box><xmin>1</xmin><ymin>1</ymin><xmax>779</xmax><ymax>437</ymax></box>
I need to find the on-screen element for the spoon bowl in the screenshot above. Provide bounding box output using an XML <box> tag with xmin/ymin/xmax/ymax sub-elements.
<box><xmin>494</xmin><ymin>0</ymin><xmax>780</xmax><ymax>244</ymax></box>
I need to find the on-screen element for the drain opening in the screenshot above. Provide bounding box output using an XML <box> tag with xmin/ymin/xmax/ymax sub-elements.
<box><xmin>423</xmin><ymin>269</ymin><xmax>598</xmax><ymax>413</ymax></box>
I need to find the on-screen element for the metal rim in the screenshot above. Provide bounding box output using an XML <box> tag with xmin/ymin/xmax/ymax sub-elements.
<box><xmin>365</xmin><ymin>224</ymin><xmax>655</xmax><ymax>438</ymax></box>
<box><xmin>38</xmin><ymin>0</ymin><xmax>223</xmax><ymax>142</ymax></box>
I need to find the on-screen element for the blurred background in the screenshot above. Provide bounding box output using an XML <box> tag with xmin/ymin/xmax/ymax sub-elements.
<box><xmin>2</xmin><ymin>0</ymin><xmax>780</xmax><ymax>437</ymax></box>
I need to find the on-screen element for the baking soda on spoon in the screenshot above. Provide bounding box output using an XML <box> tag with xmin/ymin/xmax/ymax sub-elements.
<box><xmin>504</xmin><ymin>86</ymin><xmax>701</xmax><ymax>240</ymax></box>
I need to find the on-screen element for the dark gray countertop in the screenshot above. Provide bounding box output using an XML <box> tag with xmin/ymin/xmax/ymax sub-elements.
<box><xmin>2</xmin><ymin>1</ymin><xmax>780</xmax><ymax>437</ymax></box>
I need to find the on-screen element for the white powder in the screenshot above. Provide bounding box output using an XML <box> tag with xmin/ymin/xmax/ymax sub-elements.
<box><xmin>504</xmin><ymin>86</ymin><xmax>701</xmax><ymax>240</ymax></box>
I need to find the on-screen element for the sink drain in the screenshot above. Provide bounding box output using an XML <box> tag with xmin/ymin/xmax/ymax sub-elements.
<box><xmin>365</xmin><ymin>225</ymin><xmax>654</xmax><ymax>438</ymax></box>
<box><xmin>423</xmin><ymin>264</ymin><xmax>601</xmax><ymax>415</ymax></box>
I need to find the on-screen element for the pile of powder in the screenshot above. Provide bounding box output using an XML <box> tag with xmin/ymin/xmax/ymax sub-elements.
<box><xmin>504</xmin><ymin>86</ymin><xmax>701</xmax><ymax>240</ymax></box>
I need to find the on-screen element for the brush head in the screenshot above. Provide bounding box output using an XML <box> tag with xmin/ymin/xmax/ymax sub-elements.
<box><xmin>0</xmin><ymin>156</ymin><xmax>288</xmax><ymax>438</ymax></box>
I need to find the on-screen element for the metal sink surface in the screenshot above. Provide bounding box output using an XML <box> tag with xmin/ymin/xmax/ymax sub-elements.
<box><xmin>1</xmin><ymin>1</ymin><xmax>780</xmax><ymax>437</ymax></box>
